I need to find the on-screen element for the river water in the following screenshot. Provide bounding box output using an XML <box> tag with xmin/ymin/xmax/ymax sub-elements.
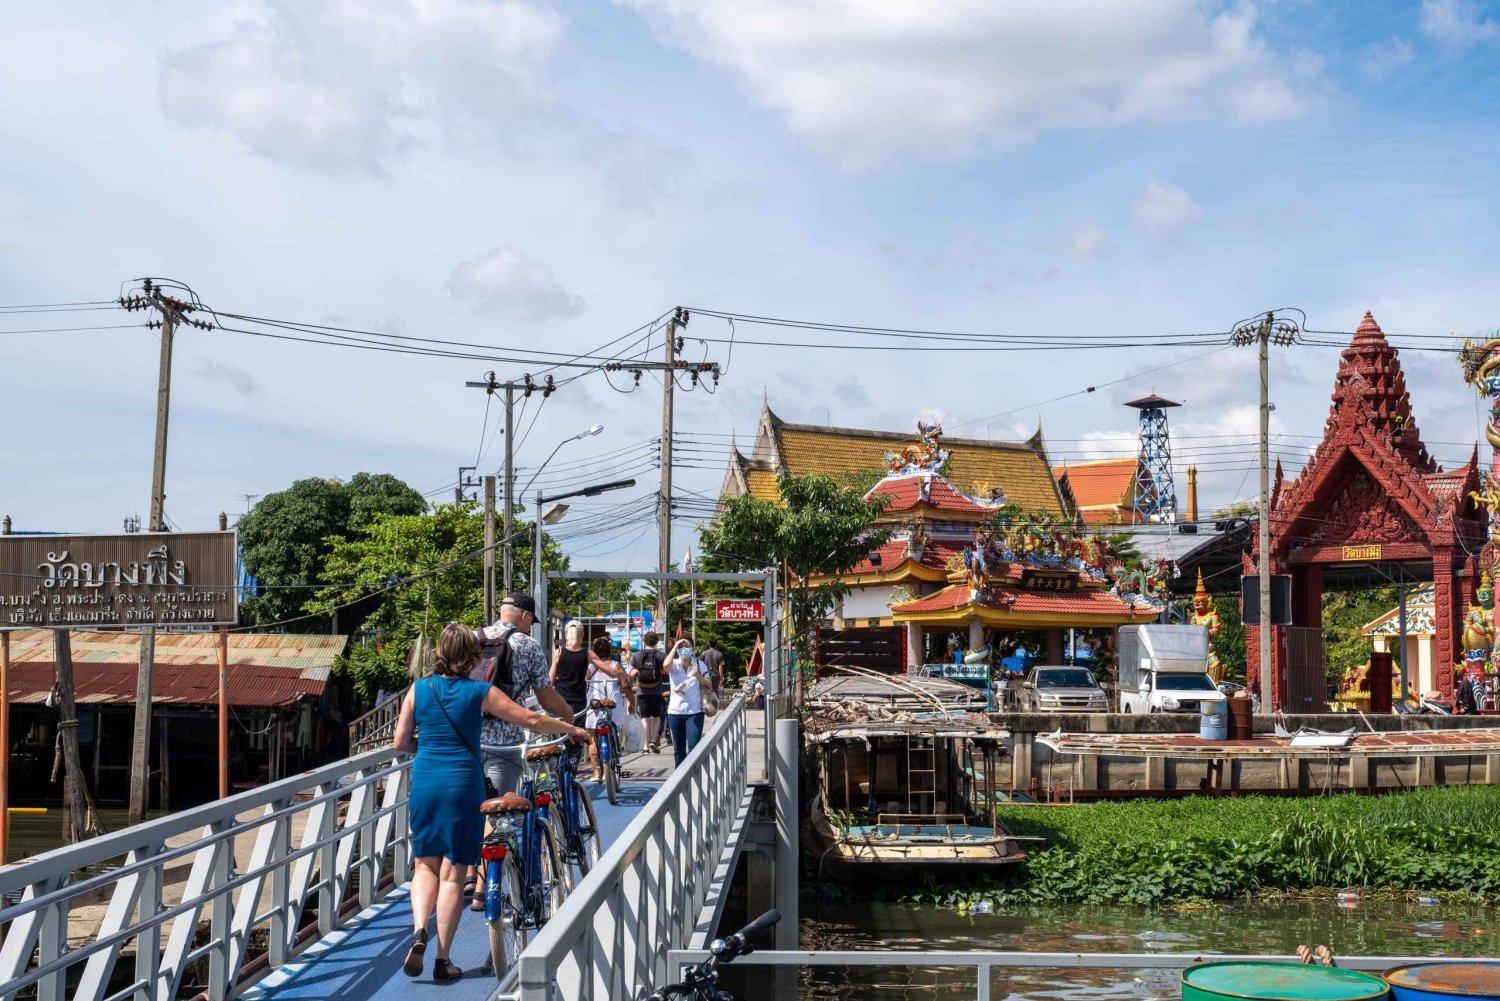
<box><xmin>784</xmin><ymin>897</ymin><xmax>1498</xmax><ymax>1000</ymax></box>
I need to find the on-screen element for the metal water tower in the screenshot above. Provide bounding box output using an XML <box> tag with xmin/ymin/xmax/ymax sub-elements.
<box><xmin>1125</xmin><ymin>394</ymin><xmax>1181</xmax><ymax>524</ymax></box>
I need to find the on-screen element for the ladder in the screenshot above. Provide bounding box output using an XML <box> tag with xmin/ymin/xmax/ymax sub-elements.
<box><xmin>905</xmin><ymin>737</ymin><xmax>937</xmax><ymax>815</ymax></box>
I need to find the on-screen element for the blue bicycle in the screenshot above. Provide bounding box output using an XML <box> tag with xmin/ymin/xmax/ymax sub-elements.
<box><xmin>545</xmin><ymin>717</ymin><xmax>602</xmax><ymax>890</ymax></box>
<box><xmin>478</xmin><ymin>738</ymin><xmax>568</xmax><ymax>980</ymax></box>
<box><xmin>590</xmin><ymin>698</ymin><xmax>624</xmax><ymax>806</ymax></box>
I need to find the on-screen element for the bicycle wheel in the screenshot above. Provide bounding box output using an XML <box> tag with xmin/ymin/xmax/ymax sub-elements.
<box><xmin>604</xmin><ymin>751</ymin><xmax>620</xmax><ymax>805</ymax></box>
<box><xmin>533</xmin><ymin>821</ymin><xmax>567</xmax><ymax>921</ymax></box>
<box><xmin>570</xmin><ymin>778</ymin><xmax>602</xmax><ymax>873</ymax></box>
<box><xmin>484</xmin><ymin>855</ymin><xmax>525</xmax><ymax>981</ymax></box>
<box><xmin>546</xmin><ymin>807</ymin><xmax>576</xmax><ymax>895</ymax></box>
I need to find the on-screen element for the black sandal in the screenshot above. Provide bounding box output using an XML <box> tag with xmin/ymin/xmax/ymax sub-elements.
<box><xmin>402</xmin><ymin>928</ymin><xmax>427</xmax><ymax>977</ymax></box>
<box><xmin>433</xmin><ymin>957</ymin><xmax>463</xmax><ymax>982</ymax></box>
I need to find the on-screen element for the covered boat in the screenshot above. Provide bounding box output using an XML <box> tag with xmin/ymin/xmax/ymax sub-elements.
<box><xmin>803</xmin><ymin>672</ymin><xmax>1027</xmax><ymax>877</ymax></box>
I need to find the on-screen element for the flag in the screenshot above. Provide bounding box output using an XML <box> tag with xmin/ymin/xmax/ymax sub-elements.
<box><xmin>683</xmin><ymin>546</ymin><xmax>694</xmax><ymax>573</ymax></box>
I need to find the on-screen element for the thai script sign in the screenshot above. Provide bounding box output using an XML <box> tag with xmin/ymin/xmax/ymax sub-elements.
<box><xmin>1019</xmin><ymin>569</ymin><xmax>1079</xmax><ymax>592</ymax></box>
<box><xmin>715</xmin><ymin>599</ymin><xmax>764</xmax><ymax>621</ymax></box>
<box><xmin>0</xmin><ymin>531</ymin><xmax>238</xmax><ymax>627</ymax></box>
<box><xmin>1341</xmin><ymin>544</ymin><xmax>1382</xmax><ymax>562</ymax></box>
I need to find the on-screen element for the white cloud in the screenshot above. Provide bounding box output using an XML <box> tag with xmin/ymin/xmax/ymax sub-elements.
<box><xmin>617</xmin><ymin>0</ymin><xmax>1319</xmax><ymax>161</ymax></box>
<box><xmin>1420</xmin><ymin>0</ymin><xmax>1500</xmax><ymax>47</ymax></box>
<box><xmin>1132</xmin><ymin>181</ymin><xmax>1201</xmax><ymax>233</ymax></box>
<box><xmin>159</xmin><ymin>0</ymin><xmax>564</xmax><ymax>171</ymax></box>
<box><xmin>1360</xmin><ymin>37</ymin><xmax>1415</xmax><ymax>78</ymax></box>
<box><xmin>190</xmin><ymin>358</ymin><xmax>262</xmax><ymax>397</ymax></box>
<box><xmin>446</xmin><ymin>246</ymin><xmax>585</xmax><ymax>322</ymax></box>
<box><xmin>1069</xmin><ymin>225</ymin><xmax>1107</xmax><ymax>258</ymax></box>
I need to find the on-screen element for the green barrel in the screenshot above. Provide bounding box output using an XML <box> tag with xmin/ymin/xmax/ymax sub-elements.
<box><xmin>1385</xmin><ymin>961</ymin><xmax>1500</xmax><ymax>1001</ymax></box>
<box><xmin>1183</xmin><ymin>962</ymin><xmax>1389</xmax><ymax>1001</ymax></box>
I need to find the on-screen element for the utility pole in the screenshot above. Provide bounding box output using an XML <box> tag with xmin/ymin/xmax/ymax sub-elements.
<box><xmin>483</xmin><ymin>475</ymin><xmax>497</xmax><ymax>623</ymax></box>
<box><xmin>466</xmin><ymin>373</ymin><xmax>551</xmax><ymax>594</ymax></box>
<box><xmin>502</xmin><ymin>381</ymin><xmax>515</xmax><ymax>593</ymax></box>
<box><xmin>54</xmin><ymin>631</ymin><xmax>90</xmax><ymax>843</ymax></box>
<box><xmin>658</xmin><ymin>315</ymin><xmax>680</xmax><ymax>629</ymax></box>
<box><xmin>1232</xmin><ymin>311</ymin><xmax>1298</xmax><ymax>712</ymax></box>
<box><xmin>602</xmin><ymin>309</ymin><xmax>720</xmax><ymax>627</ymax></box>
<box><xmin>118</xmin><ymin>280</ymin><xmax>213</xmax><ymax>826</ymax></box>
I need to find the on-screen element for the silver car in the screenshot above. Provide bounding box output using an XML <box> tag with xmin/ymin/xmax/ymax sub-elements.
<box><xmin>1021</xmin><ymin>665</ymin><xmax>1108</xmax><ymax>713</ymax></box>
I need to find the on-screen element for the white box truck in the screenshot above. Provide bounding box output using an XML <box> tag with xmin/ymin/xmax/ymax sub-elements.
<box><xmin>1116</xmin><ymin>624</ymin><xmax>1226</xmax><ymax>714</ymax></box>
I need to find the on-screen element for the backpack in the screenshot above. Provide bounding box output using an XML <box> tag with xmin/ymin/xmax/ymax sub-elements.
<box><xmin>472</xmin><ymin>627</ymin><xmax>517</xmax><ymax>696</ymax></box>
<box><xmin>635</xmin><ymin>648</ymin><xmax>664</xmax><ymax>690</ymax></box>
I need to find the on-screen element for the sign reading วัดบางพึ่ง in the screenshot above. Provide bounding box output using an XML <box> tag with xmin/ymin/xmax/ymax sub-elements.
<box><xmin>0</xmin><ymin>531</ymin><xmax>238</xmax><ymax>627</ymax></box>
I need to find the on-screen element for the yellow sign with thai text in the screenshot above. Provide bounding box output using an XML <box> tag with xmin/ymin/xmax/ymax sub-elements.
<box><xmin>1341</xmin><ymin>544</ymin><xmax>1382</xmax><ymax>562</ymax></box>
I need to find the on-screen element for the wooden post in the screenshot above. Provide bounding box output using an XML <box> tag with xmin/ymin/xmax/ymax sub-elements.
<box><xmin>158</xmin><ymin>716</ymin><xmax>171</xmax><ymax>811</ymax></box>
<box><xmin>1</xmin><ymin>630</ymin><xmax>9</xmax><ymax>865</ymax></box>
<box><xmin>218</xmin><ymin>628</ymin><xmax>229</xmax><ymax>800</ymax></box>
<box><xmin>54</xmin><ymin>630</ymin><xmax>89</xmax><ymax>843</ymax></box>
<box><xmin>128</xmin><ymin>629</ymin><xmax>155</xmax><ymax>824</ymax></box>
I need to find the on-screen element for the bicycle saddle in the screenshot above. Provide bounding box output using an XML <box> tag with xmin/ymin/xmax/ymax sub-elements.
<box><xmin>525</xmin><ymin>745</ymin><xmax>565</xmax><ymax>761</ymax></box>
<box><xmin>590</xmin><ymin>698</ymin><xmax>617</xmax><ymax>710</ymax></box>
<box><xmin>479</xmin><ymin>793</ymin><xmax>533</xmax><ymax>814</ymax></box>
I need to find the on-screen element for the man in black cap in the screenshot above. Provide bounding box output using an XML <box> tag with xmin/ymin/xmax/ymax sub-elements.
<box><xmin>469</xmin><ymin>593</ymin><xmax>577</xmax><ymax>907</ymax></box>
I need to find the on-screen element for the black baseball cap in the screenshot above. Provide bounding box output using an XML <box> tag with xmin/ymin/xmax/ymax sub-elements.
<box><xmin>502</xmin><ymin>593</ymin><xmax>537</xmax><ymax>616</ymax></box>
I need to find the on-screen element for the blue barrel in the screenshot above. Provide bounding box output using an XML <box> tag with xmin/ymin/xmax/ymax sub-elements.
<box><xmin>1200</xmin><ymin>701</ymin><xmax>1229</xmax><ymax>740</ymax></box>
<box><xmin>1386</xmin><ymin>961</ymin><xmax>1500</xmax><ymax>1001</ymax></box>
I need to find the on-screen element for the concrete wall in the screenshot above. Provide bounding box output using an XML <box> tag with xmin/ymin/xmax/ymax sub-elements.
<box><xmin>996</xmin><ymin>711</ymin><xmax>1500</xmax><ymax>797</ymax></box>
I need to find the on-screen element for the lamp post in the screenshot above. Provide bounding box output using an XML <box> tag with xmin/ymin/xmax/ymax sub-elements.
<box><xmin>533</xmin><ymin>477</ymin><xmax>637</xmax><ymax>654</ymax></box>
<box><xmin>506</xmin><ymin>424</ymin><xmax>603</xmax><ymax>606</ymax></box>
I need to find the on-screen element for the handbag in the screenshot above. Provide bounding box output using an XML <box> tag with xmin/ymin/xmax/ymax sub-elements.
<box><xmin>702</xmin><ymin>687</ymin><xmax>720</xmax><ymax>718</ymax></box>
<box><xmin>428</xmin><ymin>678</ymin><xmax>500</xmax><ymax>799</ymax></box>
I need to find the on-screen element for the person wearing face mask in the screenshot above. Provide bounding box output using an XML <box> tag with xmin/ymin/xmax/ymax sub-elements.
<box><xmin>663</xmin><ymin>637</ymin><xmax>712</xmax><ymax>767</ymax></box>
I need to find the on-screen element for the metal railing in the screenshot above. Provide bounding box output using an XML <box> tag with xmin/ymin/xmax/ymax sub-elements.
<box><xmin>0</xmin><ymin>745</ymin><xmax>411</xmax><ymax>1001</ymax></box>
<box><xmin>505</xmin><ymin>696</ymin><xmax>748</xmax><ymax>1001</ymax></box>
<box><xmin>661</xmin><ymin>950</ymin><xmax>1446</xmax><ymax>1000</ymax></box>
<box><xmin>348</xmin><ymin>691</ymin><xmax>407</xmax><ymax>754</ymax></box>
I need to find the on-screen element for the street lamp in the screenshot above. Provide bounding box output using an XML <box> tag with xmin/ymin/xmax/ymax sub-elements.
<box><xmin>533</xmin><ymin>477</ymin><xmax>637</xmax><ymax>651</ymax></box>
<box><xmin>505</xmin><ymin>424</ymin><xmax>603</xmax><ymax>598</ymax></box>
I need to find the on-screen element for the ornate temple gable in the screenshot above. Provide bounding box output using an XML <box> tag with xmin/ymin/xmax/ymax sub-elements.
<box><xmin>1268</xmin><ymin>312</ymin><xmax>1461</xmax><ymax>552</ymax></box>
<box><xmin>1307</xmin><ymin>467</ymin><xmax>1425</xmax><ymax>545</ymax></box>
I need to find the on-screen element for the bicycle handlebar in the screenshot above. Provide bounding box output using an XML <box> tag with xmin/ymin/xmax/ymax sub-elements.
<box><xmin>639</xmin><ymin>910</ymin><xmax>780</xmax><ymax>1000</ymax></box>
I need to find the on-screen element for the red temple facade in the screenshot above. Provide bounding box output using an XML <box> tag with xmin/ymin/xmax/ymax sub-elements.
<box><xmin>1247</xmin><ymin>312</ymin><xmax>1487</xmax><ymax>709</ymax></box>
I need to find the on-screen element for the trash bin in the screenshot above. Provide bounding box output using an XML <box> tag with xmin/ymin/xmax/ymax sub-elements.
<box><xmin>1183</xmin><ymin>962</ymin><xmax>1388</xmax><ymax>1001</ymax></box>
<box><xmin>1200</xmin><ymin>701</ymin><xmax>1229</xmax><ymax>740</ymax></box>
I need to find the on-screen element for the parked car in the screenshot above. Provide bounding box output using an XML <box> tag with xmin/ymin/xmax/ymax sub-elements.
<box><xmin>1020</xmin><ymin>665</ymin><xmax>1108</xmax><ymax>712</ymax></box>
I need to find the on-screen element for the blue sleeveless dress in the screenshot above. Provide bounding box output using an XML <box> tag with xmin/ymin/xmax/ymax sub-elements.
<box><xmin>409</xmin><ymin>675</ymin><xmax>489</xmax><ymax>864</ymax></box>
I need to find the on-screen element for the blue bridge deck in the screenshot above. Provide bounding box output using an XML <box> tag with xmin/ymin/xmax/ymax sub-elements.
<box><xmin>241</xmin><ymin>783</ymin><xmax>658</xmax><ymax>1001</ymax></box>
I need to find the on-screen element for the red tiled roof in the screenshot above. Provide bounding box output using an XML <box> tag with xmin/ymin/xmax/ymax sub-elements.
<box><xmin>893</xmin><ymin>582</ymin><xmax>1152</xmax><ymax>619</ymax></box>
<box><xmin>868</xmin><ymin>474</ymin><xmax>996</xmax><ymax>516</ymax></box>
<box><xmin>847</xmin><ymin>538</ymin><xmax>965</xmax><ymax>576</ymax></box>
<box><xmin>1054</xmin><ymin>459</ymin><xmax>1137</xmax><ymax>510</ymax></box>
<box><xmin>2</xmin><ymin>629</ymin><xmax>344</xmax><ymax>707</ymax></box>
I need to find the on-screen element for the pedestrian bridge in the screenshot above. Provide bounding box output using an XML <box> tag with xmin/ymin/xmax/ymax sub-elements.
<box><xmin>0</xmin><ymin>696</ymin><xmax>774</xmax><ymax>1001</ymax></box>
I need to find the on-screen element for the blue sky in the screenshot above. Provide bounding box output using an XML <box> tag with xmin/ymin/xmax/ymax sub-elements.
<box><xmin>3</xmin><ymin>0</ymin><xmax>1500</xmax><ymax>569</ymax></box>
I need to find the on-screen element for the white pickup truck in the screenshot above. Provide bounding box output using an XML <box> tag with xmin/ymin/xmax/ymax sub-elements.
<box><xmin>1116</xmin><ymin>624</ymin><xmax>1226</xmax><ymax>714</ymax></box>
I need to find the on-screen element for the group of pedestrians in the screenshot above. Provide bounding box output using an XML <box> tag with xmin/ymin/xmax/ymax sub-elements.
<box><xmin>390</xmin><ymin>592</ymin><xmax>730</xmax><ymax>981</ymax></box>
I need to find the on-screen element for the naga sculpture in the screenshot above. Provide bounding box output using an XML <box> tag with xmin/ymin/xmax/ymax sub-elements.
<box><xmin>885</xmin><ymin>421</ymin><xmax>949</xmax><ymax>474</ymax></box>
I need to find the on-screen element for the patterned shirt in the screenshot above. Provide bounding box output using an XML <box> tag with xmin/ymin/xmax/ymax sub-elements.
<box><xmin>480</xmin><ymin>628</ymin><xmax>553</xmax><ymax>749</ymax></box>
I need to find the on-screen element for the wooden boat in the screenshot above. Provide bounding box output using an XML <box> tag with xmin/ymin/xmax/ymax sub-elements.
<box><xmin>803</xmin><ymin>672</ymin><xmax>1029</xmax><ymax>878</ymax></box>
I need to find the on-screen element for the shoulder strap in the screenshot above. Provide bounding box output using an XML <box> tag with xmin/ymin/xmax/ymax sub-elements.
<box><xmin>427</xmin><ymin>677</ymin><xmax>485</xmax><ymax>766</ymax></box>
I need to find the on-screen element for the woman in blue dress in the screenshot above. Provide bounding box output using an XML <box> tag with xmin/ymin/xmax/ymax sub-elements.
<box><xmin>393</xmin><ymin>623</ymin><xmax>588</xmax><ymax>982</ymax></box>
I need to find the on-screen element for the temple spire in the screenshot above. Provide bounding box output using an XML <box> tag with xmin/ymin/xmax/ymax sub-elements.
<box><xmin>1329</xmin><ymin>310</ymin><xmax>1434</xmax><ymax>470</ymax></box>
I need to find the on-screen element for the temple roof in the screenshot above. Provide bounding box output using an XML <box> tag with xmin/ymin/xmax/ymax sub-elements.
<box><xmin>731</xmin><ymin>405</ymin><xmax>1068</xmax><ymax>514</ymax></box>
<box><xmin>1054</xmin><ymin>458</ymin><xmax>1138</xmax><ymax>524</ymax></box>
<box><xmin>1263</xmin><ymin>311</ymin><xmax>1484</xmax><ymax>555</ymax></box>
<box><xmin>840</xmin><ymin>537</ymin><xmax>965</xmax><ymax>582</ymax></box>
<box><xmin>892</xmin><ymin>582</ymin><xmax>1157</xmax><ymax>627</ymax></box>
<box><xmin>864</xmin><ymin>472</ymin><xmax>1001</xmax><ymax>518</ymax></box>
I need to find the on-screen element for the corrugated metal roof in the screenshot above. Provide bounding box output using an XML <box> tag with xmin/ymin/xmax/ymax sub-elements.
<box><xmin>1038</xmin><ymin>726</ymin><xmax>1500</xmax><ymax>759</ymax></box>
<box><xmin>0</xmin><ymin>629</ymin><xmax>346</xmax><ymax>707</ymax></box>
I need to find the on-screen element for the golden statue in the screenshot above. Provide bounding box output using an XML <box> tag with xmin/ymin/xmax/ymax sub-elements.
<box><xmin>1189</xmin><ymin>569</ymin><xmax>1224</xmax><ymax>682</ymax></box>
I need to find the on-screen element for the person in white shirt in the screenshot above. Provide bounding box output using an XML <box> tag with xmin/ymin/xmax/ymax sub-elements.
<box><xmin>663</xmin><ymin>637</ymin><xmax>712</xmax><ymax>767</ymax></box>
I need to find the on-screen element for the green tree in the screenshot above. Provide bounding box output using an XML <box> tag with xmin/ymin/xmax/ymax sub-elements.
<box><xmin>238</xmin><ymin>473</ymin><xmax>425</xmax><ymax>629</ymax></box>
<box><xmin>1323</xmin><ymin>587</ymin><xmax>1397</xmax><ymax>689</ymax></box>
<box><xmin>310</xmin><ymin>503</ymin><xmax>570</xmax><ymax>705</ymax></box>
<box><xmin>699</xmin><ymin>470</ymin><xmax>892</xmax><ymax>672</ymax></box>
<box><xmin>1212</xmin><ymin>595</ymin><xmax>1246</xmax><ymax>683</ymax></box>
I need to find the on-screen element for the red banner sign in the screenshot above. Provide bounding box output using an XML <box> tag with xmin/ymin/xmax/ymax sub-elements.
<box><xmin>715</xmin><ymin>599</ymin><xmax>764</xmax><ymax>621</ymax></box>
